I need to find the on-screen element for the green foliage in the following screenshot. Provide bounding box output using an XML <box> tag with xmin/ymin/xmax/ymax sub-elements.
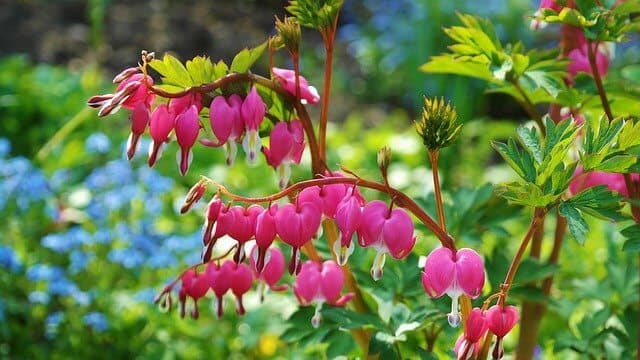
<box><xmin>581</xmin><ymin>116</ymin><xmax>640</xmax><ymax>172</ymax></box>
<box><xmin>538</xmin><ymin>0</ymin><xmax>640</xmax><ymax>41</ymax></box>
<box><xmin>230</xmin><ymin>42</ymin><xmax>267</xmax><ymax>74</ymax></box>
<box><xmin>149</xmin><ymin>42</ymin><xmax>266</xmax><ymax>93</ymax></box>
<box><xmin>620</xmin><ymin>223</ymin><xmax>640</xmax><ymax>252</ymax></box>
<box><xmin>421</xmin><ymin>13</ymin><xmax>568</xmax><ymax>104</ymax></box>
<box><xmin>0</xmin><ymin>55</ymin><xmax>102</xmax><ymax>157</ymax></box>
<box><xmin>286</xmin><ymin>0</ymin><xmax>344</xmax><ymax>31</ymax></box>
<box><xmin>492</xmin><ymin>117</ymin><xmax>579</xmax><ymax>207</ymax></box>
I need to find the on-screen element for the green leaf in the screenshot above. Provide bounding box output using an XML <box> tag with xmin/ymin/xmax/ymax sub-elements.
<box><xmin>567</xmin><ymin>185</ymin><xmax>624</xmax><ymax>221</ymax></box>
<box><xmin>230</xmin><ymin>41</ymin><xmax>267</xmax><ymax>74</ymax></box>
<box><xmin>420</xmin><ymin>55</ymin><xmax>495</xmax><ymax>82</ymax></box>
<box><xmin>522</xmin><ymin>70</ymin><xmax>566</xmax><ymax>98</ymax></box>
<box><xmin>559</xmin><ymin>202</ymin><xmax>589</xmax><ymax>245</ymax></box>
<box><xmin>322</xmin><ymin>307</ymin><xmax>384</xmax><ymax>330</ymax></box>
<box><xmin>492</xmin><ymin>139</ymin><xmax>536</xmax><ymax>182</ymax></box>
<box><xmin>621</xmin><ymin>223</ymin><xmax>640</xmax><ymax>252</ymax></box>
<box><xmin>581</xmin><ymin>117</ymin><xmax>640</xmax><ymax>172</ymax></box>
<box><xmin>149</xmin><ymin>53</ymin><xmax>193</xmax><ymax>89</ymax></box>
<box><xmin>185</xmin><ymin>56</ymin><xmax>214</xmax><ymax>85</ymax></box>
<box><xmin>498</xmin><ymin>182</ymin><xmax>557</xmax><ymax>207</ymax></box>
<box><xmin>517</xmin><ymin>125</ymin><xmax>543</xmax><ymax>164</ymax></box>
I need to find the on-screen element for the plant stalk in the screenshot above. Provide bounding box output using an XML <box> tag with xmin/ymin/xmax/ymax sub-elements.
<box><xmin>428</xmin><ymin>150</ymin><xmax>447</xmax><ymax>231</ymax></box>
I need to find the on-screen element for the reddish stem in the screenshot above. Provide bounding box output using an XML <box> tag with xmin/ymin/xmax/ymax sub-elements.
<box><xmin>318</xmin><ymin>15</ymin><xmax>339</xmax><ymax>163</ymax></box>
<box><xmin>499</xmin><ymin>207</ymin><xmax>547</xmax><ymax>306</ymax></box>
<box><xmin>428</xmin><ymin>150</ymin><xmax>447</xmax><ymax>231</ymax></box>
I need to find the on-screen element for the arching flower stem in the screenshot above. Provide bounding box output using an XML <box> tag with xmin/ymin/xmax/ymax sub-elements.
<box><xmin>201</xmin><ymin>173</ymin><xmax>457</xmax><ymax>251</ymax></box>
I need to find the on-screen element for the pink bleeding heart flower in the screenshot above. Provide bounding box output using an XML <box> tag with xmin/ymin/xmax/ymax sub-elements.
<box><xmin>454</xmin><ymin>334</ymin><xmax>479</xmax><ymax>360</ymax></box>
<box><xmin>249</xmin><ymin>246</ymin><xmax>288</xmax><ymax>301</ymax></box>
<box><xmin>174</xmin><ymin>105</ymin><xmax>200</xmax><ymax>175</ymax></box>
<box><xmin>118</xmin><ymin>73</ymin><xmax>154</xmax><ymax>110</ymax></box>
<box><xmin>90</xmin><ymin>72</ymin><xmax>154</xmax><ymax>117</ymax></box>
<box><xmin>112</xmin><ymin>67</ymin><xmax>139</xmax><ymax>84</ymax></box>
<box><xmin>254</xmin><ymin>204</ymin><xmax>279</xmax><ymax>273</ymax></box>
<box><xmin>227</xmin><ymin>205</ymin><xmax>263</xmax><ymax>263</ymax></box>
<box><xmin>148</xmin><ymin>104</ymin><xmax>174</xmax><ymax>167</ymax></box>
<box><xmin>272</xmin><ymin>67</ymin><xmax>320</xmax><ymax>105</ymax></box>
<box><xmin>202</xmin><ymin>196</ymin><xmax>223</xmax><ymax>247</ymax></box>
<box><xmin>570</xmin><ymin>166</ymin><xmax>628</xmax><ymax>196</ymax></box>
<box><xmin>567</xmin><ymin>43</ymin><xmax>610</xmax><ymax>81</ymax></box>
<box><xmin>297</xmin><ymin>172</ymin><xmax>365</xmax><ymax>219</ymax></box>
<box><xmin>358</xmin><ymin>200</ymin><xmax>416</xmax><ymax>281</ymax></box>
<box><xmin>203</xmin><ymin>94</ymin><xmax>244</xmax><ymax>165</ymax></box>
<box><xmin>169</xmin><ymin>93</ymin><xmax>202</xmax><ymax>115</ymax></box>
<box><xmin>263</xmin><ymin>120</ymin><xmax>305</xmax><ymax>189</ymax></box>
<box><xmin>126</xmin><ymin>102</ymin><xmax>151</xmax><ymax>160</ymax></box>
<box><xmin>486</xmin><ymin>305</ymin><xmax>520</xmax><ymax>359</ymax></box>
<box><xmin>293</xmin><ymin>260</ymin><xmax>354</xmax><ymax>327</ymax></box>
<box><xmin>206</xmin><ymin>261</ymin><xmax>233</xmax><ymax>317</ymax></box>
<box><xmin>421</xmin><ymin>247</ymin><xmax>485</xmax><ymax>327</ymax></box>
<box><xmin>456</xmin><ymin>308</ymin><xmax>489</xmax><ymax>360</ymax></box>
<box><xmin>275</xmin><ymin>201</ymin><xmax>322</xmax><ymax>274</ymax></box>
<box><xmin>333</xmin><ymin>188</ymin><xmax>363</xmax><ymax>265</ymax></box>
<box><xmin>202</xmin><ymin>204</ymin><xmax>231</xmax><ymax>262</ymax></box>
<box><xmin>230</xmin><ymin>262</ymin><xmax>254</xmax><ymax>315</ymax></box>
<box><xmin>241</xmin><ymin>86</ymin><xmax>267</xmax><ymax>165</ymax></box>
<box><xmin>180</xmin><ymin>179</ymin><xmax>208</xmax><ymax>214</ymax></box>
<box><xmin>178</xmin><ymin>269</ymin><xmax>210</xmax><ymax>319</ymax></box>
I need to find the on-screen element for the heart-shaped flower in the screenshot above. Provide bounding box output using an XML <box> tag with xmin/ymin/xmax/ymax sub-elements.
<box><xmin>275</xmin><ymin>201</ymin><xmax>322</xmax><ymax>274</ymax></box>
<box><xmin>293</xmin><ymin>260</ymin><xmax>354</xmax><ymax>327</ymax></box>
<box><xmin>421</xmin><ymin>247</ymin><xmax>485</xmax><ymax>327</ymax></box>
<box><xmin>358</xmin><ymin>200</ymin><xmax>416</xmax><ymax>280</ymax></box>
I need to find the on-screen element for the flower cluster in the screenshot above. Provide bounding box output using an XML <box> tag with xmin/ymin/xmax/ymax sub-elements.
<box><xmin>454</xmin><ymin>305</ymin><xmax>519</xmax><ymax>360</ymax></box>
<box><xmin>156</xmin><ymin>169</ymin><xmax>418</xmax><ymax>324</ymax></box>
<box><xmin>88</xmin><ymin>65</ymin><xmax>317</xmax><ymax>186</ymax></box>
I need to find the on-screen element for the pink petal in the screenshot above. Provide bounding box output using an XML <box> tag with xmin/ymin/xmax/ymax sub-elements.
<box><xmin>421</xmin><ymin>247</ymin><xmax>456</xmax><ymax>298</ymax></box>
<box><xmin>320</xmin><ymin>260</ymin><xmax>344</xmax><ymax>303</ymax></box>
<box><xmin>383</xmin><ymin>208</ymin><xmax>415</xmax><ymax>259</ymax></box>
<box><xmin>358</xmin><ymin>200</ymin><xmax>388</xmax><ymax>247</ymax></box>
<box><xmin>455</xmin><ymin>248</ymin><xmax>485</xmax><ymax>299</ymax></box>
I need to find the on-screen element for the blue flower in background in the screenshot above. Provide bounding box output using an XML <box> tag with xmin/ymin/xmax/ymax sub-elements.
<box><xmin>83</xmin><ymin>312</ymin><xmax>108</xmax><ymax>332</ymax></box>
<box><xmin>0</xmin><ymin>138</ymin><xmax>10</xmax><ymax>158</ymax></box>
<box><xmin>49</xmin><ymin>276</ymin><xmax>79</xmax><ymax>296</ymax></box>
<box><xmin>0</xmin><ymin>245</ymin><xmax>21</xmax><ymax>272</ymax></box>
<box><xmin>42</xmin><ymin>233</ymin><xmax>74</xmax><ymax>253</ymax></box>
<box><xmin>108</xmin><ymin>248</ymin><xmax>144</xmax><ymax>269</ymax></box>
<box><xmin>85</xmin><ymin>132</ymin><xmax>111</xmax><ymax>154</ymax></box>
<box><xmin>45</xmin><ymin>311</ymin><xmax>64</xmax><ymax>339</ymax></box>
<box><xmin>73</xmin><ymin>290</ymin><xmax>92</xmax><ymax>306</ymax></box>
<box><xmin>28</xmin><ymin>291</ymin><xmax>50</xmax><ymax>304</ymax></box>
<box><xmin>27</xmin><ymin>264</ymin><xmax>64</xmax><ymax>282</ymax></box>
<box><xmin>69</xmin><ymin>250</ymin><xmax>91</xmax><ymax>274</ymax></box>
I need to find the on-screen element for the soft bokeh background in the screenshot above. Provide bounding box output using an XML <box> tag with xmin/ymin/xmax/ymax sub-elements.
<box><xmin>1</xmin><ymin>1</ymin><xmax>638</xmax><ymax>359</ymax></box>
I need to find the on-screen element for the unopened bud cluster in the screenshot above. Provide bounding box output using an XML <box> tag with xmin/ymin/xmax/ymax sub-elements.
<box><xmin>414</xmin><ymin>96</ymin><xmax>462</xmax><ymax>151</ymax></box>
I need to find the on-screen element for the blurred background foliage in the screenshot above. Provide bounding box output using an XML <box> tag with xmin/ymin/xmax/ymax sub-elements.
<box><xmin>0</xmin><ymin>0</ymin><xmax>638</xmax><ymax>359</ymax></box>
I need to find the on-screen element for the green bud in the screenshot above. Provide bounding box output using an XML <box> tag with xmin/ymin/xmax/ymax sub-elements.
<box><xmin>275</xmin><ymin>16</ymin><xmax>301</xmax><ymax>55</ymax></box>
<box><xmin>414</xmin><ymin>96</ymin><xmax>462</xmax><ymax>151</ymax></box>
<box><xmin>377</xmin><ymin>146</ymin><xmax>391</xmax><ymax>175</ymax></box>
<box><xmin>286</xmin><ymin>0</ymin><xmax>344</xmax><ymax>31</ymax></box>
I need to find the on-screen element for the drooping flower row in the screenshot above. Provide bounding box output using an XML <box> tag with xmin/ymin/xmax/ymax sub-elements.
<box><xmin>169</xmin><ymin>244</ymin><xmax>352</xmax><ymax>327</ymax></box>
<box><xmin>88</xmin><ymin>66</ymin><xmax>317</xmax><ymax>187</ymax></box>
<box><xmin>184</xmin><ymin>172</ymin><xmax>417</xmax><ymax>281</ymax></box>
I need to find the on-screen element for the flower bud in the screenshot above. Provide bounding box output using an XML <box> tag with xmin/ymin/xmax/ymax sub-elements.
<box><xmin>275</xmin><ymin>16</ymin><xmax>301</xmax><ymax>55</ymax></box>
<box><xmin>414</xmin><ymin>96</ymin><xmax>462</xmax><ymax>151</ymax></box>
